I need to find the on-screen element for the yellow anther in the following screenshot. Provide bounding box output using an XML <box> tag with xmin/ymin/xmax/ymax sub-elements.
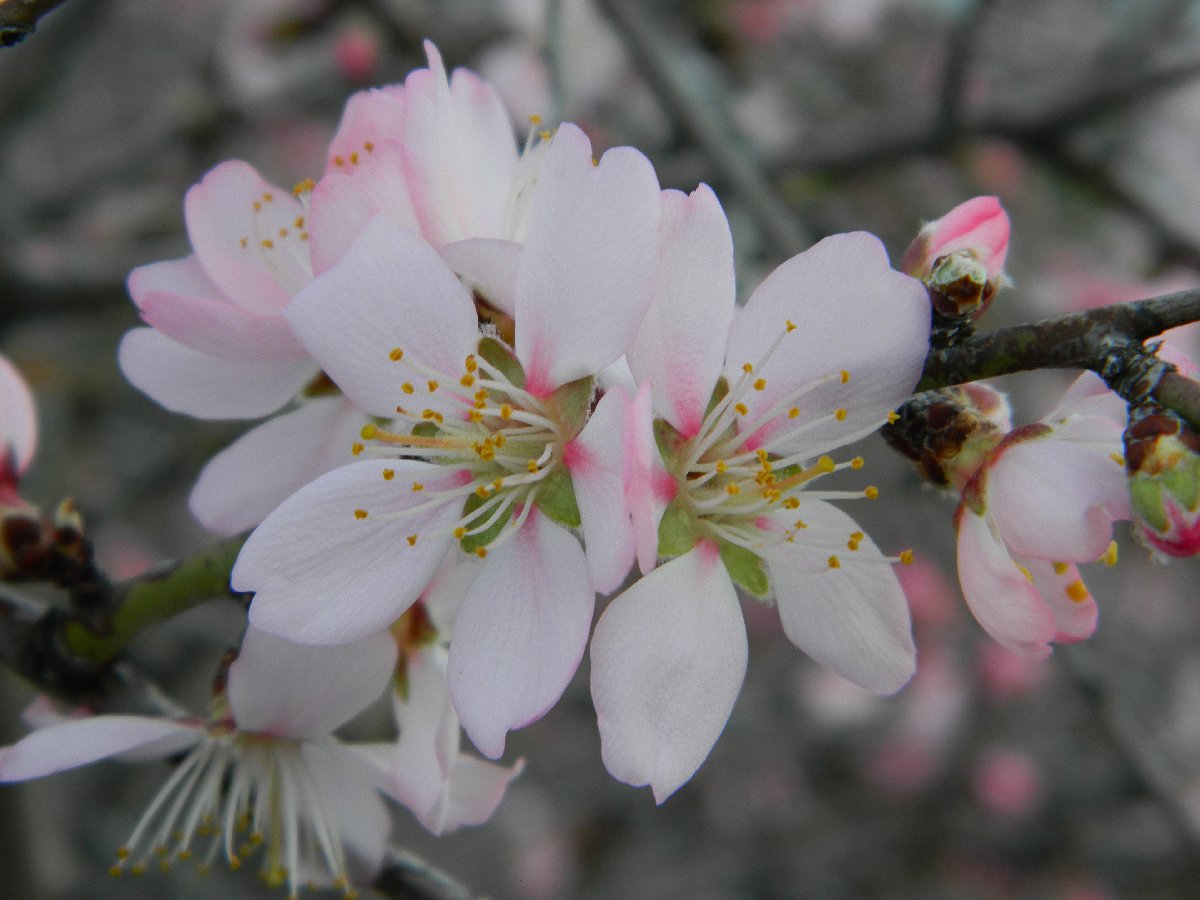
<box><xmin>361</xmin><ymin>423</ymin><xmax>378</xmax><ymax>439</ymax></box>
<box><xmin>1066</xmin><ymin>579</ymin><xmax>1089</xmax><ymax>602</ymax></box>
<box><xmin>716</xmin><ymin>460</ymin><xmax>728</xmax><ymax>473</ymax></box>
<box><xmin>900</xmin><ymin>549</ymin><xmax>914</xmax><ymax>565</ymax></box>
<box><xmin>454</xmin><ymin>527</ymin><xmax>466</xmax><ymax>539</ymax></box>
<box><xmin>351</xmin><ymin>443</ymin><xmax>364</xmax><ymax>456</ymax></box>
<box><xmin>834</xmin><ymin>408</ymin><xmax>847</xmax><ymax>421</ymax></box>
<box><xmin>539</xmin><ymin>129</ymin><xmax>552</xmax><ymax>141</ymax></box>
<box><xmin>178</xmin><ymin>850</ymin><xmax>193</xmax><ymax>860</ymax></box>
<box><xmin>828</xmin><ymin>555</ymin><xmax>841</xmax><ymax>569</ymax></box>
<box><xmin>239</xmin><ymin>237</ymin><xmax>248</xmax><ymax>249</ymax></box>
<box><xmin>848</xmin><ymin>537</ymin><xmax>861</xmax><ymax>551</ymax></box>
<box><xmin>381</xmin><ymin>468</ymin><xmax>394</xmax><ymax>481</ymax></box>
<box><xmin>422</xmin><ymin>409</ymin><xmax>444</xmax><ymax>423</ymax></box>
<box><xmin>527</xmin><ymin>460</ymin><xmax>539</xmax><ymax>473</ymax></box>
<box><xmin>1052</xmin><ymin>561</ymin><xmax>1069</xmax><ymax>575</ymax></box>
<box><xmin>332</xmin><ymin>155</ymin><xmax>345</xmax><ymax>167</ymax></box>
<box><xmin>794</xmin><ymin>518</ymin><xmax>807</xmax><ymax>529</ymax></box>
<box><xmin>864</xmin><ymin>486</ymin><xmax>879</xmax><ymax>499</ymax></box>
<box><xmin>260</xmin><ymin>239</ymin><xmax>274</xmax><ymax>249</ymax></box>
<box><xmin>816</xmin><ymin>455</ymin><xmax>836</xmax><ymax>473</ymax></box>
<box><xmin>753</xmin><ymin>378</ymin><xmax>767</xmax><ymax>391</ymax></box>
<box><xmin>469</xmin><ymin>409</ymin><xmax>483</xmax><ymax>422</ymax></box>
<box><xmin>402</xmin><ymin>383</ymin><xmax>415</xmax><ymax>394</ymax></box>
<box><xmin>1110</xmin><ymin>453</ymin><xmax>1125</xmax><ymax>466</ymax></box>
<box><xmin>465</xmin><ymin>355</ymin><xmax>478</xmax><ymax>372</ymax></box>
<box><xmin>475</xmin><ymin>485</ymin><xmax>490</xmax><ymax>498</ymax></box>
<box><xmin>734</xmin><ymin>403</ymin><xmax>748</xmax><ymax>416</ymax></box>
<box><xmin>109</xmin><ymin>866</ymin><xmax>123</xmax><ymax>878</ymax></box>
<box><xmin>300</xmin><ymin>231</ymin><xmax>309</xmax><ymax>241</ymax></box>
<box><xmin>785</xmin><ymin>320</ymin><xmax>796</xmax><ymax>332</ymax></box>
<box><xmin>354</xmin><ymin>509</ymin><xmax>368</xmax><ymax>520</ymax></box>
<box><xmin>887</xmin><ymin>410</ymin><xmax>900</xmax><ymax>424</ymax></box>
<box><xmin>295</xmin><ymin>216</ymin><xmax>305</xmax><ymax>228</ymax></box>
<box><xmin>131</xmin><ymin>863</ymin><xmax>146</xmax><ymax>876</ymax></box>
<box><xmin>263</xmin><ymin>192</ymin><xmax>273</xmax><ymax>202</ymax></box>
<box><xmin>850</xmin><ymin>530</ymin><xmax>864</xmax><ymax>542</ymax></box>
<box><xmin>389</xmin><ymin>347</ymin><xmax>404</xmax><ymax>361</ymax></box>
<box><xmin>228</xmin><ymin>856</ymin><xmax>241</xmax><ymax>871</ymax></box>
<box><xmin>364</xmin><ymin>141</ymin><xmax>375</xmax><ymax>152</ymax></box>
<box><xmin>253</xmin><ymin>201</ymin><xmax>262</xmax><ymax>212</ymax></box>
<box><xmin>783</xmin><ymin>497</ymin><xmax>799</xmax><ymax>509</ymax></box>
<box><xmin>840</xmin><ymin>370</ymin><xmax>851</xmax><ymax>384</ymax></box>
<box><xmin>350</xmin><ymin>151</ymin><xmax>359</xmax><ymax>165</ymax></box>
<box><xmin>476</xmin><ymin>547</ymin><xmax>488</xmax><ymax>558</ymax></box>
<box><xmin>407</xmin><ymin>534</ymin><xmax>419</xmax><ymax>546</ymax></box>
<box><xmin>1102</xmin><ymin>541</ymin><xmax>1118</xmax><ymax>566</ymax></box>
<box><xmin>278</xmin><ymin>227</ymin><xmax>289</xmax><ymax>238</ymax></box>
<box><xmin>500</xmin><ymin>404</ymin><xmax>513</xmax><ymax>419</ymax></box>
<box><xmin>529</xmin><ymin>114</ymin><xmax>542</xmax><ymax>124</ymax></box>
<box><xmin>117</xmin><ymin>848</ymin><xmax>130</xmax><ymax>860</ymax></box>
<box><xmin>427</xmin><ymin>380</ymin><xmax>439</xmax><ymax>392</ymax></box>
<box><xmin>492</xmin><ymin>477</ymin><xmax>504</xmax><ymax>489</ymax></box>
<box><xmin>756</xmin><ymin>448</ymin><xmax>769</xmax><ymax>463</ymax></box>
<box><xmin>788</xmin><ymin>407</ymin><xmax>800</xmax><ymax>418</ymax></box>
<box><xmin>742</xmin><ymin>362</ymin><xmax>754</xmax><ymax>373</ymax></box>
<box><xmin>460</xmin><ymin>374</ymin><xmax>476</xmax><ymax>387</ymax></box>
<box><xmin>725</xmin><ymin>483</ymin><xmax>741</xmax><ymax>495</ymax></box>
<box><xmin>850</xmin><ymin>456</ymin><xmax>865</xmax><ymax>469</ymax></box>
<box><xmin>411</xmin><ymin>481</ymin><xmax>423</xmax><ymax>491</ymax></box>
<box><xmin>292</xmin><ymin>178</ymin><xmax>316</xmax><ymax>195</ymax></box>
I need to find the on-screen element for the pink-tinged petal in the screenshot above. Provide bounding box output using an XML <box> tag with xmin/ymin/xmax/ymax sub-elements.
<box><xmin>308</xmin><ymin>141</ymin><xmax>421</xmax><ymax>275</ymax></box>
<box><xmin>567</xmin><ymin>387</ymin><xmax>635</xmax><ymax>594</ymax></box>
<box><xmin>190</xmin><ymin>397</ymin><xmax>366</xmax><ymax>535</ymax></box>
<box><xmin>955</xmin><ymin>504</ymin><xmax>1056</xmax><ymax>658</ymax></box>
<box><xmin>628</xmin><ymin>185</ymin><xmax>734</xmax><ymax>437</ymax></box>
<box><xmin>440</xmin><ymin>238</ymin><xmax>523</xmax><ymax>316</ymax></box>
<box><xmin>1021</xmin><ymin>557</ymin><xmax>1098</xmax><ymax>643</ymax></box>
<box><xmin>237</xmin><ymin>458</ymin><xmax>460</xmax><ymax>644</ymax></box>
<box><xmin>401</xmin><ymin>41</ymin><xmax>519</xmax><ymax>247</ymax></box>
<box><xmin>0</xmin><ymin>354</ymin><xmax>36</xmax><ymax>474</ymax></box>
<box><xmin>989</xmin><ymin>436</ymin><xmax>1127</xmax><ymax>562</ymax></box>
<box><xmin>138</xmin><ymin>290</ymin><xmax>308</xmax><ymax>360</ymax></box>
<box><xmin>903</xmin><ymin>196</ymin><xmax>1010</xmax><ymax>279</ymax></box>
<box><xmin>127</xmin><ymin>254</ymin><xmax>219</xmax><ymax>309</ymax></box>
<box><xmin>435</xmin><ymin>753</ymin><xmax>524</xmax><ymax>832</ymax></box>
<box><xmin>118</xmin><ymin>327</ymin><xmax>317</xmax><ymax>419</ymax></box>
<box><xmin>421</xmin><ymin>556</ymin><xmax>482</xmax><ymax>637</ymax></box>
<box><xmin>389</xmin><ymin>649</ymin><xmax>460</xmax><ymax>821</ymax></box>
<box><xmin>1042</xmin><ymin>372</ymin><xmax>1126</xmax><ymax>424</ymax></box>
<box><xmin>725</xmin><ymin>232</ymin><xmax>930</xmax><ymax>455</ymax></box>
<box><xmin>183</xmin><ymin>161</ymin><xmax>310</xmax><ymax>313</ymax></box>
<box><xmin>285</xmin><ymin>216</ymin><xmax>478</xmax><ymax>420</ymax></box>
<box><xmin>762</xmin><ymin>501</ymin><xmax>915</xmax><ymax>694</ymax></box>
<box><xmin>624</xmin><ymin>382</ymin><xmax>673</xmax><ymax>575</ymax></box>
<box><xmin>0</xmin><ymin>716</ymin><xmax>201</xmax><ymax>782</ymax></box>
<box><xmin>300</xmin><ymin>742</ymin><xmax>391</xmax><ymax>881</ymax></box>
<box><xmin>448</xmin><ymin>510</ymin><xmax>594</xmax><ymax>759</ymax></box>
<box><xmin>325</xmin><ymin>86</ymin><xmax>406</xmax><ymax>171</ymax></box>
<box><xmin>514</xmin><ymin>123</ymin><xmax>661</xmax><ymax>395</ymax></box>
<box><xmin>590</xmin><ymin>543</ymin><xmax>747</xmax><ymax>803</ymax></box>
<box><xmin>228</xmin><ymin>627</ymin><xmax>397</xmax><ymax>739</ymax></box>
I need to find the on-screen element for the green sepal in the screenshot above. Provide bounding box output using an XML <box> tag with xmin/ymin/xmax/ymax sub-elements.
<box><xmin>657</xmin><ymin>500</ymin><xmax>697</xmax><ymax>558</ymax></box>
<box><xmin>1163</xmin><ymin>454</ymin><xmax>1200</xmax><ymax>512</ymax></box>
<box><xmin>550</xmin><ymin>376</ymin><xmax>595</xmax><ymax>437</ymax></box>
<box><xmin>718</xmin><ymin>541</ymin><xmax>770</xmax><ymax>596</ymax></box>
<box><xmin>478</xmin><ymin>336</ymin><xmax>526</xmax><ymax>389</ymax></box>
<box><xmin>535</xmin><ymin>465</ymin><xmax>582</xmax><ymax>528</ymax></box>
<box><xmin>459</xmin><ymin>493</ymin><xmax>511</xmax><ymax>553</ymax></box>
<box><xmin>412</xmin><ymin>421</ymin><xmax>441</xmax><ymax>439</ymax></box>
<box><xmin>1130</xmin><ymin>476</ymin><xmax>1169</xmax><ymax>532</ymax></box>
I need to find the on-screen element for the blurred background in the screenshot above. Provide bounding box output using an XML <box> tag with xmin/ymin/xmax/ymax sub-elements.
<box><xmin>4</xmin><ymin>0</ymin><xmax>1200</xmax><ymax>897</ymax></box>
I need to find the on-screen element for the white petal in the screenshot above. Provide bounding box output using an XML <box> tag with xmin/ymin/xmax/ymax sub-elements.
<box><xmin>0</xmin><ymin>716</ymin><xmax>200</xmax><ymax>782</ymax></box>
<box><xmin>0</xmin><ymin>354</ymin><xmax>37</xmax><ymax>474</ymax></box>
<box><xmin>590</xmin><ymin>544</ymin><xmax>747</xmax><ymax>803</ymax></box>
<box><xmin>435</xmin><ymin>754</ymin><xmax>524</xmax><ymax>832</ymax></box>
<box><xmin>624</xmin><ymin>382</ymin><xmax>673</xmax><ymax>575</ymax></box>
<box><xmin>448</xmin><ymin>510</ymin><xmax>594</xmax><ymax>758</ymax></box>
<box><xmin>514</xmin><ymin>123</ymin><xmax>661</xmax><ymax>395</ymax></box>
<box><xmin>227</xmin><ymin>627</ymin><xmax>397</xmax><ymax>739</ymax></box>
<box><xmin>725</xmin><ymin>232</ymin><xmax>930</xmax><ymax>455</ymax></box>
<box><xmin>237</xmin><ymin>458</ymin><xmax>459</xmax><ymax>644</ymax></box>
<box><xmin>388</xmin><ymin>648</ymin><xmax>460</xmax><ymax>821</ymax></box>
<box><xmin>285</xmin><ymin>216</ymin><xmax>479</xmax><ymax>419</ymax></box>
<box><xmin>1022</xmin><ymin>557</ymin><xmax>1098</xmax><ymax>643</ymax></box>
<box><xmin>627</xmin><ymin>185</ymin><xmax>734</xmax><ymax>437</ymax></box>
<box><xmin>568</xmin><ymin>387</ymin><xmax>635</xmax><ymax>594</ymax></box>
<box><xmin>440</xmin><ymin>237</ymin><xmax>523</xmax><ymax>316</ymax></box>
<box><xmin>763</xmin><ymin>501</ymin><xmax>916</xmax><ymax>694</ymax></box>
<box><xmin>189</xmin><ymin>397</ymin><xmax>367</xmax><ymax>535</ymax></box>
<box><xmin>300</xmin><ymin>742</ymin><xmax>392</xmax><ymax>882</ymax></box>
<box><xmin>137</xmin><ymin>290</ymin><xmax>308</xmax><ymax>359</ymax></box>
<box><xmin>127</xmin><ymin>254</ymin><xmax>218</xmax><ymax>308</ymax></box>
<box><xmin>955</xmin><ymin>503</ymin><xmax>1056</xmax><ymax>658</ymax></box>
<box><xmin>118</xmin><ymin>327</ymin><xmax>316</xmax><ymax>419</ymax></box>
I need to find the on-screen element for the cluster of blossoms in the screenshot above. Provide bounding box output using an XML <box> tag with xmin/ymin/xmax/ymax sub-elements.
<box><xmin>8</xmin><ymin>42</ymin><xmax>1198</xmax><ymax>898</ymax></box>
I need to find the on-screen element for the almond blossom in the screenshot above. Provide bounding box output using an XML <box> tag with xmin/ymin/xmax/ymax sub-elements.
<box><xmin>0</xmin><ymin>352</ymin><xmax>37</xmax><ymax>496</ymax></box>
<box><xmin>953</xmin><ymin>374</ymin><xmax>1130</xmax><ymax>657</ymax></box>
<box><xmin>0</xmin><ymin>628</ymin><xmax>399</xmax><ymax>898</ymax></box>
<box><xmin>232</xmin><ymin>120</ymin><xmax>661</xmax><ymax>759</ymax></box>
<box><xmin>589</xmin><ymin>185</ymin><xmax>931</xmax><ymax>802</ymax></box>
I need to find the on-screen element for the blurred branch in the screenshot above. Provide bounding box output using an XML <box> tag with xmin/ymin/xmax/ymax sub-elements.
<box><xmin>373</xmin><ymin>847</ymin><xmax>476</xmax><ymax>900</ymax></box>
<box><xmin>934</xmin><ymin>0</ymin><xmax>996</xmax><ymax>139</ymax></box>
<box><xmin>917</xmin><ymin>288</ymin><xmax>1200</xmax><ymax>429</ymax></box>
<box><xmin>0</xmin><ymin>0</ymin><xmax>68</xmax><ymax>47</ymax></box>
<box><xmin>595</xmin><ymin>0</ymin><xmax>809</xmax><ymax>259</ymax></box>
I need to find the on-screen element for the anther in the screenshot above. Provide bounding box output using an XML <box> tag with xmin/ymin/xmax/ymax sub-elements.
<box><xmin>1052</xmin><ymin>562</ymin><xmax>1069</xmax><ymax>575</ymax></box>
<box><xmin>361</xmin><ymin>424</ymin><xmax>377</xmax><ymax>439</ymax></box>
<box><xmin>864</xmin><ymin>486</ymin><xmax>879</xmax><ymax>499</ymax></box>
<box><xmin>840</xmin><ymin>370</ymin><xmax>851</xmax><ymax>384</ymax></box>
<box><xmin>351</xmin><ymin>443</ymin><xmax>364</xmax><ymax>456</ymax></box>
<box><xmin>827</xmin><ymin>555</ymin><xmax>841</xmax><ymax>569</ymax></box>
<box><xmin>354</xmin><ymin>509</ymin><xmax>368</xmax><ymax>520</ymax></box>
<box><xmin>389</xmin><ymin>347</ymin><xmax>404</xmax><ymax>361</ymax></box>
<box><xmin>1066</xmin><ymin>580</ymin><xmax>1089</xmax><ymax>602</ymax></box>
<box><xmin>899</xmin><ymin>549</ymin><xmax>914</xmax><ymax>565</ymax></box>
<box><xmin>427</xmin><ymin>380</ymin><xmax>438</xmax><ymax>392</ymax></box>
<box><xmin>382</xmin><ymin>469</ymin><xmax>395</xmax><ymax>480</ymax></box>
<box><xmin>850</xmin><ymin>456</ymin><xmax>864</xmax><ymax>469</ymax></box>
<box><xmin>785</xmin><ymin>320</ymin><xmax>797</xmax><ymax>332</ymax></box>
<box><xmin>402</xmin><ymin>383</ymin><xmax>415</xmax><ymax>394</ymax></box>
<box><xmin>753</xmin><ymin>378</ymin><xmax>767</xmax><ymax>391</ymax></box>
<box><xmin>887</xmin><ymin>411</ymin><xmax>900</xmax><ymax>424</ymax></box>
<box><xmin>1102</xmin><ymin>541</ymin><xmax>1118</xmax><ymax>566</ymax></box>
<box><xmin>407</xmin><ymin>534</ymin><xmax>419</xmax><ymax>546</ymax></box>
<box><xmin>260</xmin><ymin>239</ymin><xmax>274</xmax><ymax>249</ymax></box>
<box><xmin>411</xmin><ymin>481</ymin><xmax>423</xmax><ymax>491</ymax></box>
<box><xmin>734</xmin><ymin>403</ymin><xmax>748</xmax><ymax>416</ymax></box>
<box><xmin>834</xmin><ymin>408</ymin><xmax>847</xmax><ymax>421</ymax></box>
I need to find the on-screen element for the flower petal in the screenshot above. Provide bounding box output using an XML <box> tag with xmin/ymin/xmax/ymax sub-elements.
<box><xmin>389</xmin><ymin>648</ymin><xmax>460</xmax><ymax>821</ymax></box>
<box><xmin>448</xmin><ymin>510</ymin><xmax>594</xmax><ymax>759</ymax></box>
<box><xmin>300</xmin><ymin>741</ymin><xmax>392</xmax><ymax>881</ymax></box>
<box><xmin>324</xmin><ymin>85</ymin><xmax>406</xmax><ymax>171</ymax></box>
<box><xmin>190</xmin><ymin>396</ymin><xmax>367</xmax><ymax>535</ymax></box>
<box><xmin>1022</xmin><ymin>556</ymin><xmax>1098</xmax><ymax>643</ymax></box>
<box><xmin>0</xmin><ymin>354</ymin><xmax>36</xmax><ymax>474</ymax></box>
<box><xmin>590</xmin><ymin>543</ymin><xmax>747</xmax><ymax>803</ymax></box>
<box><xmin>0</xmin><ymin>716</ymin><xmax>201</xmax><ymax>782</ymax></box>
<box><xmin>127</xmin><ymin>254</ymin><xmax>219</xmax><ymax>308</ymax></box>
<box><xmin>285</xmin><ymin>215</ymin><xmax>479</xmax><ymax>420</ymax></box>
<box><xmin>567</xmin><ymin>387</ymin><xmax>635</xmax><ymax>594</ymax></box>
<box><xmin>725</xmin><ymin>232</ymin><xmax>930</xmax><ymax>455</ymax></box>
<box><xmin>514</xmin><ymin>123</ymin><xmax>661</xmax><ymax>395</ymax></box>
<box><xmin>623</xmin><ymin>382</ymin><xmax>673</xmax><ymax>575</ymax></box>
<box><xmin>763</xmin><ymin>501</ymin><xmax>915</xmax><ymax>694</ymax></box>
<box><xmin>436</xmin><ymin>754</ymin><xmax>524</xmax><ymax>832</ymax></box>
<box><xmin>440</xmin><ymin>237</ymin><xmax>523</xmax><ymax>316</ymax></box>
<box><xmin>138</xmin><ymin>290</ymin><xmax>308</xmax><ymax>359</ymax></box>
<box><xmin>229</xmin><ymin>627</ymin><xmax>397</xmax><ymax>739</ymax></box>
<box><xmin>237</xmin><ymin>458</ymin><xmax>460</xmax><ymax>644</ymax></box>
<box><xmin>955</xmin><ymin>503</ymin><xmax>1056</xmax><ymax>658</ymax></box>
<box><xmin>118</xmin><ymin>327</ymin><xmax>316</xmax><ymax>419</ymax></box>
<box><xmin>627</xmin><ymin>184</ymin><xmax>734</xmax><ymax>437</ymax></box>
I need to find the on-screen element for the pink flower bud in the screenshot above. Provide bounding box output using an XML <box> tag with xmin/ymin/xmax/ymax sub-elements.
<box><xmin>333</xmin><ymin>24</ymin><xmax>381</xmax><ymax>84</ymax></box>
<box><xmin>901</xmin><ymin>196</ymin><xmax>1011</xmax><ymax>321</ymax></box>
<box><xmin>1125</xmin><ymin>404</ymin><xmax>1200</xmax><ymax>557</ymax></box>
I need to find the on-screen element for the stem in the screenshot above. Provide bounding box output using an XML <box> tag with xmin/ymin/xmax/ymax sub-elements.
<box><xmin>61</xmin><ymin>535</ymin><xmax>247</xmax><ymax>663</ymax></box>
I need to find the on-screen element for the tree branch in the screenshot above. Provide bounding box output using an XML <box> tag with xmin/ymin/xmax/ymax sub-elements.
<box><xmin>0</xmin><ymin>0</ymin><xmax>69</xmax><ymax>46</ymax></box>
<box><xmin>372</xmin><ymin>847</ymin><xmax>476</xmax><ymax>900</ymax></box>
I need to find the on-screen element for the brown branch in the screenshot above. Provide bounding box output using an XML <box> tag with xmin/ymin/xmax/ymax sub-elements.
<box><xmin>0</xmin><ymin>0</ymin><xmax>69</xmax><ymax>46</ymax></box>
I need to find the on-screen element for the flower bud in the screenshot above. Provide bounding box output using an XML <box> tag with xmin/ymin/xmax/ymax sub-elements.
<box><xmin>882</xmin><ymin>383</ymin><xmax>1012</xmax><ymax>491</ymax></box>
<box><xmin>901</xmin><ymin>196</ymin><xmax>1010</xmax><ymax>322</ymax></box>
<box><xmin>1124</xmin><ymin>403</ymin><xmax>1200</xmax><ymax>557</ymax></box>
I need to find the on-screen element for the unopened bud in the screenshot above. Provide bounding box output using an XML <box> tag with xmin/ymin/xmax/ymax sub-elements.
<box><xmin>882</xmin><ymin>383</ymin><xmax>1012</xmax><ymax>491</ymax></box>
<box><xmin>902</xmin><ymin>196</ymin><xmax>1010</xmax><ymax>322</ymax></box>
<box><xmin>1124</xmin><ymin>403</ymin><xmax>1200</xmax><ymax>557</ymax></box>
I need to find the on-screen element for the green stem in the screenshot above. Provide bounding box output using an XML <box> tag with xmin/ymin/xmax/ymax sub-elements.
<box><xmin>62</xmin><ymin>535</ymin><xmax>246</xmax><ymax>663</ymax></box>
